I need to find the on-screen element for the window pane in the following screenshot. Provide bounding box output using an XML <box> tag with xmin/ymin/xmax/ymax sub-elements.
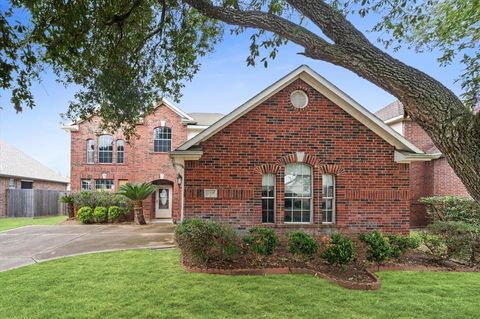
<box><xmin>284</xmin><ymin>164</ymin><xmax>312</xmax><ymax>223</ymax></box>
<box><xmin>284</xmin><ymin>210</ymin><xmax>292</xmax><ymax>222</ymax></box>
<box><xmin>117</xmin><ymin>140</ymin><xmax>124</xmax><ymax>164</ymax></box>
<box><xmin>87</xmin><ymin>140</ymin><xmax>94</xmax><ymax>163</ymax></box>
<box><xmin>261</xmin><ymin>174</ymin><xmax>275</xmax><ymax>223</ymax></box>
<box><xmin>292</xmin><ymin>211</ymin><xmax>302</xmax><ymax>222</ymax></box>
<box><xmin>98</xmin><ymin>135</ymin><xmax>113</xmax><ymax>163</ymax></box>
<box><xmin>154</xmin><ymin>127</ymin><xmax>172</xmax><ymax>152</ymax></box>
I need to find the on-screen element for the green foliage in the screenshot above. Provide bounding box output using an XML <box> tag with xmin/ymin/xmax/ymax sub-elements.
<box><xmin>60</xmin><ymin>194</ymin><xmax>74</xmax><ymax>204</ymax></box>
<box><xmin>118</xmin><ymin>183</ymin><xmax>157</xmax><ymax>201</ymax></box>
<box><xmin>419</xmin><ymin>196</ymin><xmax>480</xmax><ymax>225</ymax></box>
<box><xmin>243</xmin><ymin>227</ymin><xmax>279</xmax><ymax>256</ymax></box>
<box><xmin>321</xmin><ymin>233</ymin><xmax>355</xmax><ymax>267</ymax></box>
<box><xmin>286</xmin><ymin>231</ymin><xmax>318</xmax><ymax>257</ymax></box>
<box><xmin>175</xmin><ymin>219</ymin><xmax>240</xmax><ymax>264</ymax></box>
<box><xmin>93</xmin><ymin>206</ymin><xmax>108</xmax><ymax>223</ymax></box>
<box><xmin>77</xmin><ymin>207</ymin><xmax>93</xmax><ymax>224</ymax></box>
<box><xmin>387</xmin><ymin>234</ymin><xmax>420</xmax><ymax>258</ymax></box>
<box><xmin>72</xmin><ymin>191</ymin><xmax>132</xmax><ymax>212</ymax></box>
<box><xmin>358</xmin><ymin>231</ymin><xmax>391</xmax><ymax>266</ymax></box>
<box><xmin>108</xmin><ymin>206</ymin><xmax>125</xmax><ymax>222</ymax></box>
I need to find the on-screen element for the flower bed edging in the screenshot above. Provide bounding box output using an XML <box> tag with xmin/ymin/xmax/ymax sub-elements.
<box><xmin>181</xmin><ymin>261</ymin><xmax>381</xmax><ymax>291</ymax></box>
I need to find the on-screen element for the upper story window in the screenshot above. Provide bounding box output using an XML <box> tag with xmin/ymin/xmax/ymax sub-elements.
<box><xmin>98</xmin><ymin>135</ymin><xmax>113</xmax><ymax>163</ymax></box>
<box><xmin>284</xmin><ymin>163</ymin><xmax>312</xmax><ymax>223</ymax></box>
<box><xmin>322</xmin><ymin>174</ymin><xmax>336</xmax><ymax>224</ymax></box>
<box><xmin>8</xmin><ymin>178</ymin><xmax>16</xmax><ymax>189</ymax></box>
<box><xmin>261</xmin><ymin>174</ymin><xmax>275</xmax><ymax>223</ymax></box>
<box><xmin>81</xmin><ymin>179</ymin><xmax>92</xmax><ymax>191</ymax></box>
<box><xmin>153</xmin><ymin>127</ymin><xmax>172</xmax><ymax>152</ymax></box>
<box><xmin>117</xmin><ymin>140</ymin><xmax>125</xmax><ymax>164</ymax></box>
<box><xmin>86</xmin><ymin>139</ymin><xmax>94</xmax><ymax>163</ymax></box>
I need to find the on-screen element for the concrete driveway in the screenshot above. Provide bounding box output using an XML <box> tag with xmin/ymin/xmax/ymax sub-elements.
<box><xmin>0</xmin><ymin>224</ymin><xmax>175</xmax><ymax>272</ymax></box>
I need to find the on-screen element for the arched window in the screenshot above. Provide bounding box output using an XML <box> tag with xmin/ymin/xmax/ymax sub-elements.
<box><xmin>117</xmin><ymin>140</ymin><xmax>125</xmax><ymax>164</ymax></box>
<box><xmin>86</xmin><ymin>139</ymin><xmax>94</xmax><ymax>163</ymax></box>
<box><xmin>98</xmin><ymin>135</ymin><xmax>113</xmax><ymax>163</ymax></box>
<box><xmin>284</xmin><ymin>163</ymin><xmax>312</xmax><ymax>223</ymax></box>
<box><xmin>261</xmin><ymin>174</ymin><xmax>275</xmax><ymax>223</ymax></box>
<box><xmin>153</xmin><ymin>127</ymin><xmax>172</xmax><ymax>152</ymax></box>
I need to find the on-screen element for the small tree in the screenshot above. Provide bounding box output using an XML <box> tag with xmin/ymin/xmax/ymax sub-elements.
<box><xmin>118</xmin><ymin>182</ymin><xmax>156</xmax><ymax>225</ymax></box>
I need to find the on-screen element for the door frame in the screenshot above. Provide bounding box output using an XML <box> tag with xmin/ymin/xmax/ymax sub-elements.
<box><xmin>155</xmin><ymin>185</ymin><xmax>173</xmax><ymax>219</ymax></box>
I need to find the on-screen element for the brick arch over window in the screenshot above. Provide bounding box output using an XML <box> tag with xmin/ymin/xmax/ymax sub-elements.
<box><xmin>253</xmin><ymin>164</ymin><xmax>281</xmax><ymax>175</ymax></box>
<box><xmin>319</xmin><ymin>164</ymin><xmax>345</xmax><ymax>175</ymax></box>
<box><xmin>276</xmin><ymin>152</ymin><xmax>320</xmax><ymax>167</ymax></box>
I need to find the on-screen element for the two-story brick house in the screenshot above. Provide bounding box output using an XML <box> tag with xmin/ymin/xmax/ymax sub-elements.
<box><xmin>63</xmin><ymin>100</ymin><xmax>223</xmax><ymax>222</ymax></box>
<box><xmin>375</xmin><ymin>101</ymin><xmax>470</xmax><ymax>227</ymax></box>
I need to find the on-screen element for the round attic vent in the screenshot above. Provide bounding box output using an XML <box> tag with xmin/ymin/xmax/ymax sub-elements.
<box><xmin>290</xmin><ymin>90</ymin><xmax>309</xmax><ymax>109</ymax></box>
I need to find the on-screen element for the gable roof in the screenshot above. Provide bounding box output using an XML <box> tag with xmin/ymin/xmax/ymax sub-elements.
<box><xmin>375</xmin><ymin>100</ymin><xmax>405</xmax><ymax>122</ymax></box>
<box><xmin>188</xmin><ymin>113</ymin><xmax>224</xmax><ymax>126</ymax></box>
<box><xmin>0</xmin><ymin>139</ymin><xmax>69</xmax><ymax>183</ymax></box>
<box><xmin>176</xmin><ymin>65</ymin><xmax>424</xmax><ymax>155</ymax></box>
<box><xmin>62</xmin><ymin>98</ymin><xmax>194</xmax><ymax>132</ymax></box>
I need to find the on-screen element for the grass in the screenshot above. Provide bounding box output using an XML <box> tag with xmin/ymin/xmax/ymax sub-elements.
<box><xmin>0</xmin><ymin>216</ymin><xmax>66</xmax><ymax>232</ymax></box>
<box><xmin>0</xmin><ymin>249</ymin><xmax>478</xmax><ymax>319</ymax></box>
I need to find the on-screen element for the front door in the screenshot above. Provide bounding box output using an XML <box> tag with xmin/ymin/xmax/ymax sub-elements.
<box><xmin>155</xmin><ymin>185</ymin><xmax>172</xmax><ymax>218</ymax></box>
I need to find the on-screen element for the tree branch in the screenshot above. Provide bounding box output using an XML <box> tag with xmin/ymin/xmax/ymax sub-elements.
<box><xmin>105</xmin><ymin>0</ymin><xmax>144</xmax><ymax>26</ymax></box>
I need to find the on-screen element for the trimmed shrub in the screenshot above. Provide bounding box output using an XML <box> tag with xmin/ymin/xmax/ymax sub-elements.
<box><xmin>419</xmin><ymin>196</ymin><xmax>480</xmax><ymax>224</ymax></box>
<box><xmin>286</xmin><ymin>231</ymin><xmax>318</xmax><ymax>257</ymax></box>
<box><xmin>108</xmin><ymin>206</ymin><xmax>124</xmax><ymax>222</ymax></box>
<box><xmin>93</xmin><ymin>206</ymin><xmax>108</xmax><ymax>223</ymax></box>
<box><xmin>77</xmin><ymin>207</ymin><xmax>94</xmax><ymax>224</ymax></box>
<box><xmin>420</xmin><ymin>231</ymin><xmax>449</xmax><ymax>260</ymax></box>
<box><xmin>359</xmin><ymin>231</ymin><xmax>391</xmax><ymax>267</ymax></box>
<box><xmin>321</xmin><ymin>233</ymin><xmax>355</xmax><ymax>267</ymax></box>
<box><xmin>175</xmin><ymin>219</ymin><xmax>240</xmax><ymax>264</ymax></box>
<box><xmin>387</xmin><ymin>234</ymin><xmax>420</xmax><ymax>258</ymax></box>
<box><xmin>72</xmin><ymin>191</ymin><xmax>132</xmax><ymax>212</ymax></box>
<box><xmin>243</xmin><ymin>227</ymin><xmax>279</xmax><ymax>256</ymax></box>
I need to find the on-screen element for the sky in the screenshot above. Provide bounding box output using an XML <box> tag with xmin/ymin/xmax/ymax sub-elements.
<box><xmin>0</xmin><ymin>13</ymin><xmax>465</xmax><ymax>178</ymax></box>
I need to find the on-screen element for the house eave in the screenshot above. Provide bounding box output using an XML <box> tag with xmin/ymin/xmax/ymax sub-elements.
<box><xmin>169</xmin><ymin>150</ymin><xmax>203</xmax><ymax>161</ymax></box>
<box><xmin>61</xmin><ymin>124</ymin><xmax>79</xmax><ymax>132</ymax></box>
<box><xmin>394</xmin><ymin>151</ymin><xmax>436</xmax><ymax>163</ymax></box>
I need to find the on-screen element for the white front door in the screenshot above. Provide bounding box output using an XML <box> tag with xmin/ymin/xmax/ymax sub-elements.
<box><xmin>155</xmin><ymin>185</ymin><xmax>173</xmax><ymax>218</ymax></box>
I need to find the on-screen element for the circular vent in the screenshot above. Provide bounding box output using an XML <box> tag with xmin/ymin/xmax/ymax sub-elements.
<box><xmin>290</xmin><ymin>90</ymin><xmax>309</xmax><ymax>109</ymax></box>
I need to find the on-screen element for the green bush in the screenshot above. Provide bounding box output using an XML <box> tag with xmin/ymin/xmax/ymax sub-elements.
<box><xmin>175</xmin><ymin>219</ymin><xmax>240</xmax><ymax>264</ymax></box>
<box><xmin>321</xmin><ymin>233</ymin><xmax>355</xmax><ymax>267</ymax></box>
<box><xmin>93</xmin><ymin>206</ymin><xmax>108</xmax><ymax>223</ymax></box>
<box><xmin>77</xmin><ymin>207</ymin><xmax>94</xmax><ymax>224</ymax></box>
<box><xmin>420</xmin><ymin>231</ymin><xmax>449</xmax><ymax>260</ymax></box>
<box><xmin>72</xmin><ymin>191</ymin><xmax>132</xmax><ymax>212</ymax></box>
<box><xmin>243</xmin><ymin>227</ymin><xmax>279</xmax><ymax>256</ymax></box>
<box><xmin>388</xmin><ymin>234</ymin><xmax>420</xmax><ymax>258</ymax></box>
<box><xmin>286</xmin><ymin>231</ymin><xmax>318</xmax><ymax>257</ymax></box>
<box><xmin>419</xmin><ymin>196</ymin><xmax>480</xmax><ymax>224</ymax></box>
<box><xmin>108</xmin><ymin>206</ymin><xmax>124</xmax><ymax>222</ymax></box>
<box><xmin>359</xmin><ymin>231</ymin><xmax>391</xmax><ymax>267</ymax></box>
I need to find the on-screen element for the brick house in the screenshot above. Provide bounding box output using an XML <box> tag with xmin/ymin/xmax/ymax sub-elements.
<box><xmin>375</xmin><ymin>101</ymin><xmax>470</xmax><ymax>227</ymax></box>
<box><xmin>63</xmin><ymin>100</ymin><xmax>223</xmax><ymax>222</ymax></box>
<box><xmin>170</xmin><ymin>65</ymin><xmax>434</xmax><ymax>235</ymax></box>
<box><xmin>0</xmin><ymin>139</ymin><xmax>69</xmax><ymax>216</ymax></box>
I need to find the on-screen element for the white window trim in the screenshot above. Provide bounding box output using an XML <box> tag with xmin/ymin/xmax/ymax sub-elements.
<box><xmin>153</xmin><ymin>127</ymin><xmax>172</xmax><ymax>153</ymax></box>
<box><xmin>322</xmin><ymin>174</ymin><xmax>336</xmax><ymax>224</ymax></box>
<box><xmin>98</xmin><ymin>135</ymin><xmax>113</xmax><ymax>163</ymax></box>
<box><xmin>284</xmin><ymin>164</ymin><xmax>313</xmax><ymax>224</ymax></box>
<box><xmin>117</xmin><ymin>140</ymin><xmax>125</xmax><ymax>164</ymax></box>
<box><xmin>86</xmin><ymin>139</ymin><xmax>95</xmax><ymax>164</ymax></box>
<box><xmin>261</xmin><ymin>174</ymin><xmax>276</xmax><ymax>224</ymax></box>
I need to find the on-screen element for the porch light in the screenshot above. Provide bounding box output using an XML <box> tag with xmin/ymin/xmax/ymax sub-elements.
<box><xmin>176</xmin><ymin>173</ymin><xmax>183</xmax><ymax>185</ymax></box>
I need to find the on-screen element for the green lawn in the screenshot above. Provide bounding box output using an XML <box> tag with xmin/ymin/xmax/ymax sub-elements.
<box><xmin>0</xmin><ymin>250</ymin><xmax>478</xmax><ymax>319</ymax></box>
<box><xmin>0</xmin><ymin>216</ymin><xmax>66</xmax><ymax>232</ymax></box>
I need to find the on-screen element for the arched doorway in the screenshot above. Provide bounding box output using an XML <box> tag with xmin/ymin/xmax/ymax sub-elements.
<box><xmin>151</xmin><ymin>179</ymin><xmax>174</xmax><ymax>219</ymax></box>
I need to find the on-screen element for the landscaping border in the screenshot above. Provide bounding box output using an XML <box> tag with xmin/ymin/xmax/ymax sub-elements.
<box><xmin>181</xmin><ymin>260</ymin><xmax>381</xmax><ymax>290</ymax></box>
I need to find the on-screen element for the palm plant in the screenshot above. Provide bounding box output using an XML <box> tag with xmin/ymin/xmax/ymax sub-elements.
<box><xmin>118</xmin><ymin>182</ymin><xmax>156</xmax><ymax>225</ymax></box>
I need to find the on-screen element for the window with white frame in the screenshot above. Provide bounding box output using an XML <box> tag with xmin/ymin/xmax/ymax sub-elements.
<box><xmin>98</xmin><ymin>135</ymin><xmax>113</xmax><ymax>163</ymax></box>
<box><xmin>8</xmin><ymin>178</ymin><xmax>16</xmax><ymax>189</ymax></box>
<box><xmin>95</xmin><ymin>179</ymin><xmax>114</xmax><ymax>190</ymax></box>
<box><xmin>261</xmin><ymin>174</ymin><xmax>275</xmax><ymax>223</ymax></box>
<box><xmin>86</xmin><ymin>139</ymin><xmax>94</xmax><ymax>163</ymax></box>
<box><xmin>81</xmin><ymin>179</ymin><xmax>92</xmax><ymax>191</ymax></box>
<box><xmin>322</xmin><ymin>174</ymin><xmax>335</xmax><ymax>223</ymax></box>
<box><xmin>284</xmin><ymin>163</ymin><xmax>312</xmax><ymax>223</ymax></box>
<box><xmin>153</xmin><ymin>127</ymin><xmax>172</xmax><ymax>152</ymax></box>
<box><xmin>117</xmin><ymin>140</ymin><xmax>125</xmax><ymax>164</ymax></box>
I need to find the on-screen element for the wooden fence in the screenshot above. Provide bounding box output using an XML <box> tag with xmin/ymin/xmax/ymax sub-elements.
<box><xmin>6</xmin><ymin>189</ymin><xmax>67</xmax><ymax>217</ymax></box>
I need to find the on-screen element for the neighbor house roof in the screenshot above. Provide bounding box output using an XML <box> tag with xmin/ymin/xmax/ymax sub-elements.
<box><xmin>173</xmin><ymin>65</ymin><xmax>432</xmax><ymax>163</ymax></box>
<box><xmin>0</xmin><ymin>139</ymin><xmax>69</xmax><ymax>183</ymax></box>
<box><xmin>188</xmin><ymin>113</ymin><xmax>224</xmax><ymax>126</ymax></box>
<box><xmin>374</xmin><ymin>100</ymin><xmax>404</xmax><ymax>122</ymax></box>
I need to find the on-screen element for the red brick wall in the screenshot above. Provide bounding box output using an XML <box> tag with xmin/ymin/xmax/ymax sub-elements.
<box><xmin>184</xmin><ymin>79</ymin><xmax>410</xmax><ymax>235</ymax></box>
<box><xmin>70</xmin><ymin>104</ymin><xmax>187</xmax><ymax>221</ymax></box>
<box><xmin>403</xmin><ymin>120</ymin><xmax>470</xmax><ymax>227</ymax></box>
<box><xmin>0</xmin><ymin>177</ymin><xmax>67</xmax><ymax>216</ymax></box>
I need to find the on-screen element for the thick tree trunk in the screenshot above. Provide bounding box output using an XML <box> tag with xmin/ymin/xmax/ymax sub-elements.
<box><xmin>184</xmin><ymin>0</ymin><xmax>480</xmax><ymax>201</ymax></box>
<box><xmin>134</xmin><ymin>201</ymin><xmax>146</xmax><ymax>225</ymax></box>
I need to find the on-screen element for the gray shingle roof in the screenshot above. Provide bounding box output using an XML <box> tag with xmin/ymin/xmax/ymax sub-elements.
<box><xmin>188</xmin><ymin>113</ymin><xmax>224</xmax><ymax>126</ymax></box>
<box><xmin>0</xmin><ymin>139</ymin><xmax>69</xmax><ymax>183</ymax></box>
<box><xmin>374</xmin><ymin>100</ymin><xmax>405</xmax><ymax>121</ymax></box>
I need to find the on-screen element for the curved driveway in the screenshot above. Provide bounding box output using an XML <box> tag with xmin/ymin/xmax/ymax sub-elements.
<box><xmin>0</xmin><ymin>224</ymin><xmax>175</xmax><ymax>272</ymax></box>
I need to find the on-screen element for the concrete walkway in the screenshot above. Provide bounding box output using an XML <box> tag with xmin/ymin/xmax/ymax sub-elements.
<box><xmin>0</xmin><ymin>224</ymin><xmax>175</xmax><ymax>272</ymax></box>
